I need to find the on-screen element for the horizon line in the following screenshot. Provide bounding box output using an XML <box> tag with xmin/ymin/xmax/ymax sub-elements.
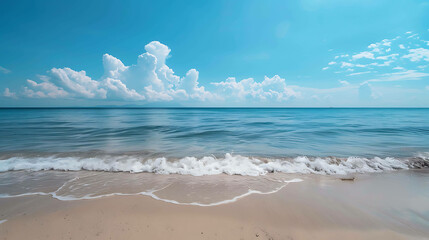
<box><xmin>1</xmin><ymin>107</ymin><xmax>429</xmax><ymax>109</ymax></box>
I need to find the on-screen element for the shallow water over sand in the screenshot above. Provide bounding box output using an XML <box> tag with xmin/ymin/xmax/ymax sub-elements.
<box><xmin>0</xmin><ymin>170</ymin><xmax>428</xmax><ymax>239</ymax></box>
<box><xmin>0</xmin><ymin>170</ymin><xmax>302</xmax><ymax>206</ymax></box>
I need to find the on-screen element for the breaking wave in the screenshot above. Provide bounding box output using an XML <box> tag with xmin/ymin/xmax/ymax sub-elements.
<box><xmin>1</xmin><ymin>153</ymin><xmax>428</xmax><ymax>176</ymax></box>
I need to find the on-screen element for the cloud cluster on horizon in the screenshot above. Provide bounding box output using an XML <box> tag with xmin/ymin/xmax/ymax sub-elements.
<box><xmin>3</xmin><ymin>41</ymin><xmax>298</xmax><ymax>104</ymax></box>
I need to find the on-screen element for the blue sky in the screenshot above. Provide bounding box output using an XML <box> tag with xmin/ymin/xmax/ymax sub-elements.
<box><xmin>1</xmin><ymin>0</ymin><xmax>429</xmax><ymax>107</ymax></box>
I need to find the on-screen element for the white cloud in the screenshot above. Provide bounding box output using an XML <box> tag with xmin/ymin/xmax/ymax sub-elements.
<box><xmin>352</xmin><ymin>51</ymin><xmax>374</xmax><ymax>60</ymax></box>
<box><xmin>212</xmin><ymin>75</ymin><xmax>299</xmax><ymax>102</ymax></box>
<box><xmin>0</xmin><ymin>66</ymin><xmax>11</xmax><ymax>74</ymax></box>
<box><xmin>370</xmin><ymin>60</ymin><xmax>394</xmax><ymax>67</ymax></box>
<box><xmin>402</xmin><ymin>48</ymin><xmax>429</xmax><ymax>62</ymax></box>
<box><xmin>8</xmin><ymin>41</ymin><xmax>303</xmax><ymax>105</ymax></box>
<box><xmin>348</xmin><ymin>71</ymin><xmax>371</xmax><ymax>76</ymax></box>
<box><xmin>334</xmin><ymin>54</ymin><xmax>348</xmax><ymax>59</ymax></box>
<box><xmin>376</xmin><ymin>54</ymin><xmax>399</xmax><ymax>60</ymax></box>
<box><xmin>23</xmin><ymin>87</ymin><xmax>48</xmax><ymax>98</ymax></box>
<box><xmin>25</xmin><ymin>79</ymin><xmax>69</xmax><ymax>98</ymax></box>
<box><xmin>322</xmin><ymin>67</ymin><xmax>329</xmax><ymax>70</ymax></box>
<box><xmin>102</xmin><ymin>54</ymin><xmax>127</xmax><ymax>79</ymax></box>
<box><xmin>407</xmin><ymin>33</ymin><xmax>419</xmax><ymax>39</ymax></box>
<box><xmin>328</xmin><ymin>61</ymin><xmax>336</xmax><ymax>65</ymax></box>
<box><xmin>355</xmin><ymin>64</ymin><xmax>367</xmax><ymax>68</ymax></box>
<box><xmin>326</xmin><ymin>31</ymin><xmax>429</xmax><ymax>82</ymax></box>
<box><xmin>367</xmin><ymin>38</ymin><xmax>401</xmax><ymax>55</ymax></box>
<box><xmin>143</xmin><ymin>85</ymin><xmax>174</xmax><ymax>101</ymax></box>
<box><xmin>50</xmin><ymin>68</ymin><xmax>107</xmax><ymax>98</ymax></box>
<box><xmin>144</xmin><ymin>41</ymin><xmax>171</xmax><ymax>67</ymax></box>
<box><xmin>341</xmin><ymin>62</ymin><xmax>354</xmax><ymax>68</ymax></box>
<box><xmin>102</xmin><ymin>78</ymin><xmax>145</xmax><ymax>100</ymax></box>
<box><xmin>3</xmin><ymin>88</ymin><xmax>16</xmax><ymax>98</ymax></box>
<box><xmin>179</xmin><ymin>69</ymin><xmax>215</xmax><ymax>101</ymax></box>
<box><xmin>338</xmin><ymin>80</ymin><xmax>349</xmax><ymax>86</ymax></box>
<box><xmin>363</xmin><ymin>70</ymin><xmax>429</xmax><ymax>84</ymax></box>
<box><xmin>381</xmin><ymin>39</ymin><xmax>392</xmax><ymax>47</ymax></box>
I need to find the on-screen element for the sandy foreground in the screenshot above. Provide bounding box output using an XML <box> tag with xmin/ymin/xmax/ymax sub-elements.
<box><xmin>0</xmin><ymin>170</ymin><xmax>428</xmax><ymax>240</ymax></box>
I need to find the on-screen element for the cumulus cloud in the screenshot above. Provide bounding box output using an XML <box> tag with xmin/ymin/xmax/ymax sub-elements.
<box><xmin>352</xmin><ymin>51</ymin><xmax>374</xmax><ymax>60</ymax></box>
<box><xmin>25</xmin><ymin>79</ymin><xmax>69</xmax><ymax>98</ymax></box>
<box><xmin>5</xmin><ymin>41</ymin><xmax>300</xmax><ymax>105</ymax></box>
<box><xmin>3</xmin><ymin>88</ymin><xmax>16</xmax><ymax>98</ymax></box>
<box><xmin>212</xmin><ymin>75</ymin><xmax>299</xmax><ymax>102</ymax></box>
<box><xmin>102</xmin><ymin>78</ymin><xmax>145</xmax><ymax>100</ymax></box>
<box><xmin>402</xmin><ymin>48</ymin><xmax>429</xmax><ymax>62</ymax></box>
<box><xmin>50</xmin><ymin>68</ymin><xmax>106</xmax><ymax>98</ymax></box>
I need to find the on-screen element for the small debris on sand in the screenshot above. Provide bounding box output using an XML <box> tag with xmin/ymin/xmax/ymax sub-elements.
<box><xmin>340</xmin><ymin>177</ymin><xmax>355</xmax><ymax>181</ymax></box>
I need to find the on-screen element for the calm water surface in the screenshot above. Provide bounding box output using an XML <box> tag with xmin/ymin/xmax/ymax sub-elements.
<box><xmin>0</xmin><ymin>108</ymin><xmax>428</xmax><ymax>158</ymax></box>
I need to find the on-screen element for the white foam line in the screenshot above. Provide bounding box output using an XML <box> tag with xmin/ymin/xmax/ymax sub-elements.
<box><xmin>284</xmin><ymin>178</ymin><xmax>303</xmax><ymax>183</ymax></box>
<box><xmin>150</xmin><ymin>178</ymin><xmax>303</xmax><ymax>206</ymax></box>
<box><xmin>146</xmin><ymin>185</ymin><xmax>287</xmax><ymax>207</ymax></box>
<box><xmin>0</xmin><ymin>219</ymin><xmax>7</xmax><ymax>225</ymax></box>
<box><xmin>0</xmin><ymin>192</ymin><xmax>51</xmax><ymax>198</ymax></box>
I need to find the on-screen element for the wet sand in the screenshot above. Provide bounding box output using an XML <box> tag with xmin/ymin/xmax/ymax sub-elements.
<box><xmin>0</xmin><ymin>170</ymin><xmax>428</xmax><ymax>240</ymax></box>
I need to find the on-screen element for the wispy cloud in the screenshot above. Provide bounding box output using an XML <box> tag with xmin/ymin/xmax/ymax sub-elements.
<box><xmin>362</xmin><ymin>70</ymin><xmax>429</xmax><ymax>84</ymax></box>
<box><xmin>348</xmin><ymin>71</ymin><xmax>372</xmax><ymax>76</ymax></box>
<box><xmin>323</xmin><ymin>31</ymin><xmax>429</xmax><ymax>79</ymax></box>
<box><xmin>0</xmin><ymin>66</ymin><xmax>11</xmax><ymax>74</ymax></box>
<box><xmin>338</xmin><ymin>80</ymin><xmax>350</xmax><ymax>86</ymax></box>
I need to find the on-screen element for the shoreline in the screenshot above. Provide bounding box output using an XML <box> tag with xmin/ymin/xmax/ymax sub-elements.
<box><xmin>1</xmin><ymin>170</ymin><xmax>428</xmax><ymax>239</ymax></box>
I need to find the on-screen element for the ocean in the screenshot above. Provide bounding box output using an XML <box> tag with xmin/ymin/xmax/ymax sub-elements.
<box><xmin>0</xmin><ymin>107</ymin><xmax>429</xmax><ymax>207</ymax></box>
<box><xmin>0</xmin><ymin>108</ymin><xmax>428</xmax><ymax>175</ymax></box>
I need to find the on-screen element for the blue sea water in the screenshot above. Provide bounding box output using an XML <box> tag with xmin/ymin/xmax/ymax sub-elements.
<box><xmin>0</xmin><ymin>108</ymin><xmax>428</xmax><ymax>175</ymax></box>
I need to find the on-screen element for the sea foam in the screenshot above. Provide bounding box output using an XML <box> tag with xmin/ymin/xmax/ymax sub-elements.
<box><xmin>1</xmin><ymin>153</ymin><xmax>427</xmax><ymax>176</ymax></box>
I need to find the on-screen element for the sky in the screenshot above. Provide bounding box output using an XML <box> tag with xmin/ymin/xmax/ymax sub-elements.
<box><xmin>1</xmin><ymin>0</ymin><xmax>429</xmax><ymax>107</ymax></box>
